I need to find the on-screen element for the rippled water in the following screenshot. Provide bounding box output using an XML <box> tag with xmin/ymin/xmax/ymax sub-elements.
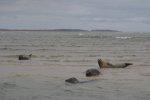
<box><xmin>0</xmin><ymin>31</ymin><xmax>150</xmax><ymax>100</ymax></box>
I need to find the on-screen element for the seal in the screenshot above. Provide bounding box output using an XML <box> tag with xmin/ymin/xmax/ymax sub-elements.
<box><xmin>65</xmin><ymin>77</ymin><xmax>79</xmax><ymax>84</ymax></box>
<box><xmin>86</xmin><ymin>68</ymin><xmax>100</xmax><ymax>77</ymax></box>
<box><xmin>65</xmin><ymin>77</ymin><xmax>98</xmax><ymax>84</ymax></box>
<box><xmin>98</xmin><ymin>59</ymin><xmax>133</xmax><ymax>68</ymax></box>
<box><xmin>18</xmin><ymin>54</ymin><xmax>32</xmax><ymax>60</ymax></box>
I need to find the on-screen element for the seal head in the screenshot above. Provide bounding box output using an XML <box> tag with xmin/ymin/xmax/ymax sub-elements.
<box><xmin>86</xmin><ymin>68</ymin><xmax>100</xmax><ymax>77</ymax></box>
<box><xmin>65</xmin><ymin>77</ymin><xmax>79</xmax><ymax>84</ymax></box>
<box><xmin>18</xmin><ymin>54</ymin><xmax>32</xmax><ymax>60</ymax></box>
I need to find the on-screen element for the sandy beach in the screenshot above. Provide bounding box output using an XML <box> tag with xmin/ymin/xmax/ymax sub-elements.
<box><xmin>0</xmin><ymin>31</ymin><xmax>150</xmax><ymax>100</ymax></box>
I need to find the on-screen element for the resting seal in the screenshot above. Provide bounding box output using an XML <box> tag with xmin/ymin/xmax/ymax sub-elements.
<box><xmin>18</xmin><ymin>54</ymin><xmax>32</xmax><ymax>60</ymax></box>
<box><xmin>98</xmin><ymin>59</ymin><xmax>133</xmax><ymax>68</ymax></box>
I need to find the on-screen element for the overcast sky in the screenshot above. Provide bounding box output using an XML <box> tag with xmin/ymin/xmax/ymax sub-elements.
<box><xmin>0</xmin><ymin>0</ymin><xmax>150</xmax><ymax>32</ymax></box>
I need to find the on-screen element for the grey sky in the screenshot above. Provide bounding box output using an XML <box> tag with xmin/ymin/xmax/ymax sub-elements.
<box><xmin>0</xmin><ymin>0</ymin><xmax>150</xmax><ymax>32</ymax></box>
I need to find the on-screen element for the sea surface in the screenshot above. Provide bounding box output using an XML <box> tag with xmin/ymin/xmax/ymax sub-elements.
<box><xmin>0</xmin><ymin>31</ymin><xmax>150</xmax><ymax>100</ymax></box>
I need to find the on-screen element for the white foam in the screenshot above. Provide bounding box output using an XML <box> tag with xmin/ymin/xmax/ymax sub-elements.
<box><xmin>116</xmin><ymin>36</ymin><xmax>131</xmax><ymax>39</ymax></box>
<box><xmin>78</xmin><ymin>33</ymin><xmax>84</xmax><ymax>36</ymax></box>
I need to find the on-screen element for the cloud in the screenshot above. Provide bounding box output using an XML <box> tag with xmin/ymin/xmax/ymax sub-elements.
<box><xmin>0</xmin><ymin>0</ymin><xmax>150</xmax><ymax>31</ymax></box>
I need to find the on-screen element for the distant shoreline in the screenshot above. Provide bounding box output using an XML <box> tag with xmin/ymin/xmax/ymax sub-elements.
<box><xmin>0</xmin><ymin>29</ymin><xmax>120</xmax><ymax>32</ymax></box>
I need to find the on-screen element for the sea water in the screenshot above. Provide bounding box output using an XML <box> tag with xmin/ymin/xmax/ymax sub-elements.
<box><xmin>0</xmin><ymin>31</ymin><xmax>149</xmax><ymax>100</ymax></box>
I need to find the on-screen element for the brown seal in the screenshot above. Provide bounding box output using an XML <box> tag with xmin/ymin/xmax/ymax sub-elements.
<box><xmin>98</xmin><ymin>59</ymin><xmax>132</xmax><ymax>68</ymax></box>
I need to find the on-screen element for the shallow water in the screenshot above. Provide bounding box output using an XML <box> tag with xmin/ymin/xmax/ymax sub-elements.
<box><xmin>0</xmin><ymin>31</ymin><xmax>150</xmax><ymax>100</ymax></box>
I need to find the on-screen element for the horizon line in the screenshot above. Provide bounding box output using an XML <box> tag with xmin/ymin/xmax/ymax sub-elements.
<box><xmin>0</xmin><ymin>28</ymin><xmax>121</xmax><ymax>31</ymax></box>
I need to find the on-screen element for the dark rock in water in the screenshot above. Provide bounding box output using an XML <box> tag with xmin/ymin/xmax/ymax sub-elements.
<box><xmin>98</xmin><ymin>59</ymin><xmax>133</xmax><ymax>68</ymax></box>
<box><xmin>65</xmin><ymin>77</ymin><xmax>79</xmax><ymax>84</ymax></box>
<box><xmin>86</xmin><ymin>68</ymin><xmax>100</xmax><ymax>77</ymax></box>
<box><xmin>18</xmin><ymin>54</ymin><xmax>32</xmax><ymax>60</ymax></box>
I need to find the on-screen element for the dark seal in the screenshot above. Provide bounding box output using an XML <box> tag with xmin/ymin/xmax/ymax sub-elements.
<box><xmin>86</xmin><ymin>68</ymin><xmax>100</xmax><ymax>77</ymax></box>
<box><xmin>18</xmin><ymin>54</ymin><xmax>32</xmax><ymax>60</ymax></box>
<box><xmin>65</xmin><ymin>77</ymin><xmax>79</xmax><ymax>84</ymax></box>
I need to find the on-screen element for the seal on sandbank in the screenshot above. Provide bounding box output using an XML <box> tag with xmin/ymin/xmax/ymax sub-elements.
<box><xmin>98</xmin><ymin>59</ymin><xmax>133</xmax><ymax>68</ymax></box>
<box><xmin>18</xmin><ymin>54</ymin><xmax>32</xmax><ymax>60</ymax></box>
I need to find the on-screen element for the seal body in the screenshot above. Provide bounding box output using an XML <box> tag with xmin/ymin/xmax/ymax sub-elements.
<box><xmin>86</xmin><ymin>68</ymin><xmax>100</xmax><ymax>77</ymax></box>
<box><xmin>18</xmin><ymin>54</ymin><xmax>32</xmax><ymax>60</ymax></box>
<box><xmin>98</xmin><ymin>59</ymin><xmax>132</xmax><ymax>68</ymax></box>
<box><xmin>65</xmin><ymin>77</ymin><xmax>79</xmax><ymax>84</ymax></box>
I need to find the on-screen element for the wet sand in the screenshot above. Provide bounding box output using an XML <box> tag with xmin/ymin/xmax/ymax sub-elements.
<box><xmin>0</xmin><ymin>31</ymin><xmax>150</xmax><ymax>100</ymax></box>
